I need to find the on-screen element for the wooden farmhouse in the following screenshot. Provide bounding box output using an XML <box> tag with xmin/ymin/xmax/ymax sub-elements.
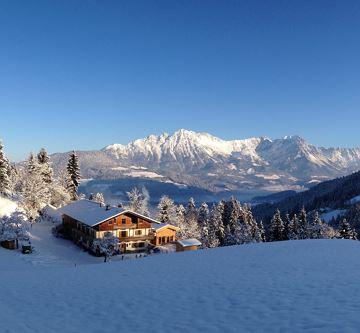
<box><xmin>58</xmin><ymin>200</ymin><xmax>178</xmax><ymax>253</ymax></box>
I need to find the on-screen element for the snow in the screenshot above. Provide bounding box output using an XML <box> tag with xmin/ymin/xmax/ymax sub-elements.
<box><xmin>347</xmin><ymin>195</ymin><xmax>360</xmax><ymax>205</ymax></box>
<box><xmin>177</xmin><ymin>238</ymin><xmax>202</xmax><ymax>247</ymax></box>
<box><xmin>1</xmin><ymin>239</ymin><xmax>360</xmax><ymax>332</ymax></box>
<box><xmin>0</xmin><ymin>196</ymin><xmax>18</xmax><ymax>217</ymax></box>
<box><xmin>152</xmin><ymin>223</ymin><xmax>179</xmax><ymax>231</ymax></box>
<box><xmin>57</xmin><ymin>199</ymin><xmax>125</xmax><ymax>227</ymax></box>
<box><xmin>321</xmin><ymin>209</ymin><xmax>347</xmax><ymax>223</ymax></box>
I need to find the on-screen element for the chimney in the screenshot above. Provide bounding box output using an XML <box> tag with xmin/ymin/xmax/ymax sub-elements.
<box><xmin>106</xmin><ymin>205</ymin><xmax>111</xmax><ymax>211</ymax></box>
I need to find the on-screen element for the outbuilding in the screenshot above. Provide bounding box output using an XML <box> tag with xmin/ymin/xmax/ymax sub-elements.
<box><xmin>176</xmin><ymin>238</ymin><xmax>202</xmax><ymax>252</ymax></box>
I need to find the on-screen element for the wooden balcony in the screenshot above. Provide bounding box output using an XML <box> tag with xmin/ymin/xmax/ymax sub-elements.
<box><xmin>118</xmin><ymin>235</ymin><xmax>154</xmax><ymax>242</ymax></box>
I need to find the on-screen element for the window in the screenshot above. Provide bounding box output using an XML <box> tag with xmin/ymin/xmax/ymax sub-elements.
<box><xmin>138</xmin><ymin>242</ymin><xmax>145</xmax><ymax>248</ymax></box>
<box><xmin>121</xmin><ymin>231</ymin><xmax>127</xmax><ymax>238</ymax></box>
<box><xmin>122</xmin><ymin>219</ymin><xmax>126</xmax><ymax>225</ymax></box>
<box><xmin>108</xmin><ymin>219</ymin><xmax>113</xmax><ymax>225</ymax></box>
<box><xmin>135</xmin><ymin>230</ymin><xmax>142</xmax><ymax>236</ymax></box>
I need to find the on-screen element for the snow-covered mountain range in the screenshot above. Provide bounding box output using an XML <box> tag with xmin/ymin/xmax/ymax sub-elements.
<box><xmin>51</xmin><ymin>129</ymin><xmax>360</xmax><ymax>193</ymax></box>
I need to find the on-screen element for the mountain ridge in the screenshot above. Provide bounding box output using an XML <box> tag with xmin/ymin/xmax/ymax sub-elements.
<box><xmin>50</xmin><ymin>129</ymin><xmax>360</xmax><ymax>193</ymax></box>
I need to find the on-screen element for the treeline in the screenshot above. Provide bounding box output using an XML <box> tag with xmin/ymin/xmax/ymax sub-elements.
<box><xmin>253</xmin><ymin>171</ymin><xmax>360</xmax><ymax>223</ymax></box>
<box><xmin>0</xmin><ymin>142</ymin><xmax>81</xmax><ymax>221</ymax></box>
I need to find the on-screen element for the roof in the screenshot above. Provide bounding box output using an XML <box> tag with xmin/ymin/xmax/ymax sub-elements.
<box><xmin>176</xmin><ymin>239</ymin><xmax>202</xmax><ymax>247</ymax></box>
<box><xmin>153</xmin><ymin>223</ymin><xmax>180</xmax><ymax>232</ymax></box>
<box><xmin>58</xmin><ymin>200</ymin><xmax>161</xmax><ymax>227</ymax></box>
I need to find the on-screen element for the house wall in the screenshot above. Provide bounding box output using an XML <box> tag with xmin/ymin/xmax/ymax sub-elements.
<box><xmin>62</xmin><ymin>212</ymin><xmax>157</xmax><ymax>253</ymax></box>
<box><xmin>152</xmin><ymin>228</ymin><xmax>177</xmax><ymax>246</ymax></box>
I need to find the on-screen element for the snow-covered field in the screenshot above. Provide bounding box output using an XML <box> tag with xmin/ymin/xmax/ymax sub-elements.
<box><xmin>1</xmin><ymin>235</ymin><xmax>360</xmax><ymax>332</ymax></box>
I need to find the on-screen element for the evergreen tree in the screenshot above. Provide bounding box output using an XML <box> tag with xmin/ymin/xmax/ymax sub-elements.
<box><xmin>66</xmin><ymin>151</ymin><xmax>81</xmax><ymax>201</ymax></box>
<box><xmin>258</xmin><ymin>221</ymin><xmax>266</xmax><ymax>242</ymax></box>
<box><xmin>309</xmin><ymin>212</ymin><xmax>324</xmax><ymax>239</ymax></box>
<box><xmin>298</xmin><ymin>207</ymin><xmax>309</xmax><ymax>239</ymax></box>
<box><xmin>198</xmin><ymin>203</ymin><xmax>210</xmax><ymax>248</ymax></box>
<box><xmin>157</xmin><ymin>195</ymin><xmax>177</xmax><ymax>224</ymax></box>
<box><xmin>339</xmin><ymin>219</ymin><xmax>357</xmax><ymax>240</ymax></box>
<box><xmin>288</xmin><ymin>214</ymin><xmax>299</xmax><ymax>240</ymax></box>
<box><xmin>0</xmin><ymin>141</ymin><xmax>11</xmax><ymax>196</ymax></box>
<box><xmin>37</xmin><ymin>148</ymin><xmax>53</xmax><ymax>185</ymax></box>
<box><xmin>184</xmin><ymin>197</ymin><xmax>200</xmax><ymax>239</ymax></box>
<box><xmin>283</xmin><ymin>214</ymin><xmax>291</xmax><ymax>240</ymax></box>
<box><xmin>223</xmin><ymin>196</ymin><xmax>241</xmax><ymax>229</ymax></box>
<box><xmin>269</xmin><ymin>209</ymin><xmax>285</xmax><ymax>242</ymax></box>
<box><xmin>209</xmin><ymin>202</ymin><xmax>224</xmax><ymax>246</ymax></box>
<box><xmin>174</xmin><ymin>204</ymin><xmax>187</xmax><ymax>239</ymax></box>
<box><xmin>207</xmin><ymin>204</ymin><xmax>220</xmax><ymax>248</ymax></box>
<box><xmin>22</xmin><ymin>153</ymin><xmax>48</xmax><ymax>221</ymax></box>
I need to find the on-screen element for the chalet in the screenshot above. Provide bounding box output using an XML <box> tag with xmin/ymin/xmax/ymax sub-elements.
<box><xmin>176</xmin><ymin>239</ymin><xmax>202</xmax><ymax>252</ymax></box>
<box><xmin>58</xmin><ymin>200</ymin><xmax>178</xmax><ymax>253</ymax></box>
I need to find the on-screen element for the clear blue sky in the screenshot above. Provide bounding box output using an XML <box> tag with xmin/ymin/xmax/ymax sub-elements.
<box><xmin>0</xmin><ymin>0</ymin><xmax>359</xmax><ymax>161</ymax></box>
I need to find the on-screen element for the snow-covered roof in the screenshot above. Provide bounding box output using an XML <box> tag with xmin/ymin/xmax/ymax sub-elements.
<box><xmin>177</xmin><ymin>238</ymin><xmax>202</xmax><ymax>247</ymax></box>
<box><xmin>153</xmin><ymin>223</ymin><xmax>180</xmax><ymax>231</ymax></box>
<box><xmin>58</xmin><ymin>200</ymin><xmax>160</xmax><ymax>227</ymax></box>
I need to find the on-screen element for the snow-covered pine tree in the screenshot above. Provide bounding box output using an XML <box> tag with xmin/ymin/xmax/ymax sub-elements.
<box><xmin>258</xmin><ymin>221</ymin><xmax>266</xmax><ymax>242</ymax></box>
<box><xmin>309</xmin><ymin>211</ymin><xmax>324</xmax><ymax>239</ymax></box>
<box><xmin>298</xmin><ymin>207</ymin><xmax>309</xmax><ymax>239</ymax></box>
<box><xmin>0</xmin><ymin>141</ymin><xmax>11</xmax><ymax>196</ymax></box>
<box><xmin>223</xmin><ymin>196</ymin><xmax>241</xmax><ymax>229</ymax></box>
<box><xmin>157</xmin><ymin>195</ymin><xmax>177</xmax><ymax>224</ymax></box>
<box><xmin>198</xmin><ymin>202</ymin><xmax>210</xmax><ymax>248</ymax></box>
<box><xmin>22</xmin><ymin>153</ymin><xmax>49</xmax><ymax>221</ymax></box>
<box><xmin>339</xmin><ymin>219</ymin><xmax>357</xmax><ymax>240</ymax></box>
<box><xmin>283</xmin><ymin>214</ymin><xmax>291</xmax><ymax>240</ymax></box>
<box><xmin>37</xmin><ymin>148</ymin><xmax>53</xmax><ymax>185</ymax></box>
<box><xmin>269</xmin><ymin>209</ymin><xmax>285</xmax><ymax>242</ymax></box>
<box><xmin>207</xmin><ymin>204</ymin><xmax>220</xmax><ymax>248</ymax></box>
<box><xmin>288</xmin><ymin>214</ymin><xmax>299</xmax><ymax>240</ymax></box>
<box><xmin>243</xmin><ymin>204</ymin><xmax>262</xmax><ymax>243</ymax></box>
<box><xmin>183</xmin><ymin>197</ymin><xmax>201</xmax><ymax>239</ymax></box>
<box><xmin>66</xmin><ymin>151</ymin><xmax>81</xmax><ymax>201</ymax></box>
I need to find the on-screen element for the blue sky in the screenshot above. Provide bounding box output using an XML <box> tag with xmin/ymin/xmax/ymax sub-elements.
<box><xmin>0</xmin><ymin>0</ymin><xmax>359</xmax><ymax>161</ymax></box>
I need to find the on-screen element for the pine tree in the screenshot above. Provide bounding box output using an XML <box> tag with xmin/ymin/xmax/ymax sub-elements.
<box><xmin>37</xmin><ymin>148</ymin><xmax>53</xmax><ymax>185</ymax></box>
<box><xmin>198</xmin><ymin>203</ymin><xmax>210</xmax><ymax>248</ymax></box>
<box><xmin>22</xmin><ymin>153</ymin><xmax>48</xmax><ymax>221</ymax></box>
<box><xmin>269</xmin><ymin>209</ymin><xmax>285</xmax><ymax>242</ymax></box>
<box><xmin>0</xmin><ymin>141</ymin><xmax>11</xmax><ymax>196</ymax></box>
<box><xmin>66</xmin><ymin>151</ymin><xmax>81</xmax><ymax>201</ymax></box>
<box><xmin>184</xmin><ymin>197</ymin><xmax>200</xmax><ymax>239</ymax></box>
<box><xmin>157</xmin><ymin>195</ymin><xmax>177</xmax><ymax>224</ymax></box>
<box><xmin>298</xmin><ymin>207</ymin><xmax>309</xmax><ymax>239</ymax></box>
<box><xmin>258</xmin><ymin>221</ymin><xmax>266</xmax><ymax>242</ymax></box>
<box><xmin>309</xmin><ymin>212</ymin><xmax>324</xmax><ymax>239</ymax></box>
<box><xmin>288</xmin><ymin>214</ymin><xmax>299</xmax><ymax>240</ymax></box>
<box><xmin>209</xmin><ymin>202</ymin><xmax>224</xmax><ymax>247</ymax></box>
<box><xmin>339</xmin><ymin>219</ymin><xmax>357</xmax><ymax>240</ymax></box>
<box><xmin>207</xmin><ymin>204</ymin><xmax>220</xmax><ymax>248</ymax></box>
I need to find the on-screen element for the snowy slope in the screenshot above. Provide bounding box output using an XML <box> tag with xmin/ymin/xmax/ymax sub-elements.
<box><xmin>1</xmin><ymin>239</ymin><xmax>360</xmax><ymax>332</ymax></box>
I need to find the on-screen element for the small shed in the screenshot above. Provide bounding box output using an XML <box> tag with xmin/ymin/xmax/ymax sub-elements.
<box><xmin>176</xmin><ymin>238</ymin><xmax>202</xmax><ymax>252</ymax></box>
<box><xmin>1</xmin><ymin>240</ymin><xmax>16</xmax><ymax>250</ymax></box>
